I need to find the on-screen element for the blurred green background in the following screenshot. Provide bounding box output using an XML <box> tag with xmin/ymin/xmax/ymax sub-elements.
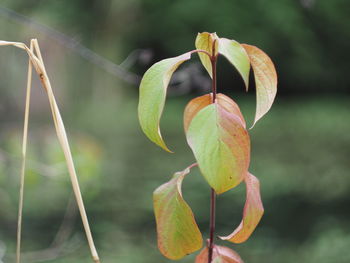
<box><xmin>0</xmin><ymin>0</ymin><xmax>349</xmax><ymax>262</ymax></box>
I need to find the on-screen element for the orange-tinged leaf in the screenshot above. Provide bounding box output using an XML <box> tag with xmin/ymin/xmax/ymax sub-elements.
<box><xmin>184</xmin><ymin>93</ymin><xmax>246</xmax><ymax>133</ymax></box>
<box><xmin>185</xmin><ymin>100</ymin><xmax>250</xmax><ymax>194</ymax></box>
<box><xmin>195</xmin><ymin>32</ymin><xmax>219</xmax><ymax>78</ymax></box>
<box><xmin>219</xmin><ymin>173</ymin><xmax>264</xmax><ymax>243</ymax></box>
<box><xmin>241</xmin><ymin>44</ymin><xmax>277</xmax><ymax>127</ymax></box>
<box><xmin>218</xmin><ymin>38</ymin><xmax>250</xmax><ymax>90</ymax></box>
<box><xmin>153</xmin><ymin>165</ymin><xmax>203</xmax><ymax>259</ymax></box>
<box><xmin>138</xmin><ymin>52</ymin><xmax>192</xmax><ymax>152</ymax></box>
<box><xmin>183</xmin><ymin>93</ymin><xmax>212</xmax><ymax>133</ymax></box>
<box><xmin>195</xmin><ymin>245</ymin><xmax>244</xmax><ymax>263</ymax></box>
<box><xmin>216</xmin><ymin>94</ymin><xmax>246</xmax><ymax>128</ymax></box>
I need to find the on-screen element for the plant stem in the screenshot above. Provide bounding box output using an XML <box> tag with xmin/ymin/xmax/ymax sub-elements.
<box><xmin>211</xmin><ymin>48</ymin><xmax>217</xmax><ymax>102</ymax></box>
<box><xmin>16</xmin><ymin>40</ymin><xmax>34</xmax><ymax>263</ymax></box>
<box><xmin>208</xmin><ymin>41</ymin><xmax>218</xmax><ymax>263</ymax></box>
<box><xmin>208</xmin><ymin>188</ymin><xmax>216</xmax><ymax>263</ymax></box>
<box><xmin>32</xmin><ymin>39</ymin><xmax>100</xmax><ymax>263</ymax></box>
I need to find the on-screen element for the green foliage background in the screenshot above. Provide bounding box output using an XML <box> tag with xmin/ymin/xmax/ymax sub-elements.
<box><xmin>0</xmin><ymin>0</ymin><xmax>349</xmax><ymax>262</ymax></box>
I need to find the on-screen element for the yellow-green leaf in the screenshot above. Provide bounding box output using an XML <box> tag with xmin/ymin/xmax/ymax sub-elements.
<box><xmin>241</xmin><ymin>44</ymin><xmax>277</xmax><ymax>127</ymax></box>
<box><xmin>183</xmin><ymin>93</ymin><xmax>212</xmax><ymax>133</ymax></box>
<box><xmin>153</xmin><ymin>165</ymin><xmax>203</xmax><ymax>259</ymax></box>
<box><xmin>183</xmin><ymin>93</ymin><xmax>246</xmax><ymax>133</ymax></box>
<box><xmin>185</xmin><ymin>98</ymin><xmax>250</xmax><ymax>194</ymax></box>
<box><xmin>138</xmin><ymin>52</ymin><xmax>192</xmax><ymax>152</ymax></box>
<box><xmin>195</xmin><ymin>245</ymin><xmax>243</xmax><ymax>263</ymax></box>
<box><xmin>215</xmin><ymin>93</ymin><xmax>246</xmax><ymax>128</ymax></box>
<box><xmin>195</xmin><ymin>32</ymin><xmax>219</xmax><ymax>78</ymax></box>
<box><xmin>219</xmin><ymin>173</ymin><xmax>264</xmax><ymax>243</ymax></box>
<box><xmin>218</xmin><ymin>38</ymin><xmax>250</xmax><ymax>90</ymax></box>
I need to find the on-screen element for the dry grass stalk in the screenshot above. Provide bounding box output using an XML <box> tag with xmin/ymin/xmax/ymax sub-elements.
<box><xmin>16</xmin><ymin>39</ymin><xmax>34</xmax><ymax>263</ymax></box>
<box><xmin>0</xmin><ymin>39</ymin><xmax>100</xmax><ymax>263</ymax></box>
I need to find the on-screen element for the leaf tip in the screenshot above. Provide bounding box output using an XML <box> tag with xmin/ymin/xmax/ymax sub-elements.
<box><xmin>249</xmin><ymin>122</ymin><xmax>256</xmax><ymax>130</ymax></box>
<box><xmin>157</xmin><ymin>140</ymin><xmax>173</xmax><ymax>153</ymax></box>
<box><xmin>244</xmin><ymin>79</ymin><xmax>249</xmax><ymax>92</ymax></box>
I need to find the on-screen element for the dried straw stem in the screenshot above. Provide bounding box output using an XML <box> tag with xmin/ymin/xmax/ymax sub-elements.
<box><xmin>0</xmin><ymin>39</ymin><xmax>100</xmax><ymax>263</ymax></box>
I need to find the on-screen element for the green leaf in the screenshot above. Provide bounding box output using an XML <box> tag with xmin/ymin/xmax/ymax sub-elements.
<box><xmin>153</xmin><ymin>165</ymin><xmax>203</xmax><ymax>260</ymax></box>
<box><xmin>218</xmin><ymin>38</ymin><xmax>250</xmax><ymax>90</ymax></box>
<box><xmin>219</xmin><ymin>173</ymin><xmax>264</xmax><ymax>243</ymax></box>
<box><xmin>183</xmin><ymin>93</ymin><xmax>212</xmax><ymax>133</ymax></box>
<box><xmin>183</xmin><ymin>93</ymin><xmax>246</xmax><ymax>133</ymax></box>
<box><xmin>215</xmin><ymin>93</ymin><xmax>246</xmax><ymax>128</ymax></box>
<box><xmin>138</xmin><ymin>52</ymin><xmax>192</xmax><ymax>152</ymax></box>
<box><xmin>195</xmin><ymin>32</ymin><xmax>219</xmax><ymax>78</ymax></box>
<box><xmin>241</xmin><ymin>44</ymin><xmax>277</xmax><ymax>127</ymax></box>
<box><xmin>185</xmin><ymin>97</ymin><xmax>250</xmax><ymax>194</ymax></box>
<box><xmin>195</xmin><ymin>245</ymin><xmax>243</xmax><ymax>263</ymax></box>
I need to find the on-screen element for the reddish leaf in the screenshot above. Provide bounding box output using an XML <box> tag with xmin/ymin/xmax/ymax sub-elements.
<box><xmin>241</xmin><ymin>44</ymin><xmax>277</xmax><ymax>127</ymax></box>
<box><xmin>195</xmin><ymin>244</ymin><xmax>244</xmax><ymax>263</ymax></box>
<box><xmin>219</xmin><ymin>173</ymin><xmax>264</xmax><ymax>243</ymax></box>
<box><xmin>184</xmin><ymin>93</ymin><xmax>246</xmax><ymax>133</ymax></box>
<box><xmin>183</xmin><ymin>93</ymin><xmax>212</xmax><ymax>133</ymax></box>
<box><xmin>153</xmin><ymin>165</ymin><xmax>203</xmax><ymax>259</ymax></box>
<box><xmin>184</xmin><ymin>95</ymin><xmax>250</xmax><ymax>194</ymax></box>
<box><xmin>216</xmin><ymin>94</ymin><xmax>246</xmax><ymax>128</ymax></box>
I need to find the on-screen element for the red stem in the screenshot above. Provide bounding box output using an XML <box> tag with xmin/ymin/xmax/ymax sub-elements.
<box><xmin>190</xmin><ymin>49</ymin><xmax>212</xmax><ymax>59</ymax></box>
<box><xmin>208</xmin><ymin>40</ymin><xmax>218</xmax><ymax>263</ymax></box>
<box><xmin>211</xmin><ymin>54</ymin><xmax>217</xmax><ymax>102</ymax></box>
<box><xmin>187</xmin><ymin>162</ymin><xmax>198</xmax><ymax>170</ymax></box>
<box><xmin>208</xmin><ymin>188</ymin><xmax>216</xmax><ymax>263</ymax></box>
